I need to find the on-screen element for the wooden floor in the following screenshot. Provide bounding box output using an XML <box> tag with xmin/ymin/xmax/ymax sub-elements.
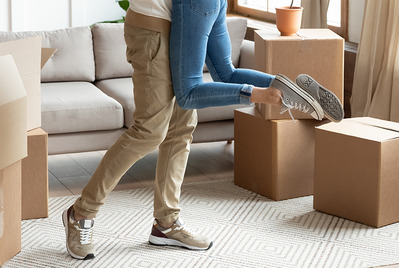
<box><xmin>48</xmin><ymin>141</ymin><xmax>235</xmax><ymax>197</ymax></box>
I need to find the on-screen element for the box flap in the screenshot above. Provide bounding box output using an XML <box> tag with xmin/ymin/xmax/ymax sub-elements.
<box><xmin>0</xmin><ymin>55</ymin><xmax>28</xmax><ymax>170</ymax></box>
<box><xmin>0</xmin><ymin>35</ymin><xmax>42</xmax><ymax>131</ymax></box>
<box><xmin>346</xmin><ymin>117</ymin><xmax>399</xmax><ymax>132</ymax></box>
<box><xmin>316</xmin><ymin>117</ymin><xmax>399</xmax><ymax>142</ymax></box>
<box><xmin>41</xmin><ymin>48</ymin><xmax>57</xmax><ymax>69</ymax></box>
<box><xmin>0</xmin><ymin>55</ymin><xmax>26</xmax><ymax>106</ymax></box>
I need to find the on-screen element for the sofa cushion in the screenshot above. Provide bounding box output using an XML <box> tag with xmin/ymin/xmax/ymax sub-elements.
<box><xmin>92</xmin><ymin>23</ymin><xmax>133</xmax><ymax>80</ymax></box>
<box><xmin>41</xmin><ymin>82</ymin><xmax>123</xmax><ymax>134</ymax></box>
<box><xmin>0</xmin><ymin>27</ymin><xmax>95</xmax><ymax>82</ymax></box>
<box><xmin>95</xmin><ymin>78</ymin><xmax>135</xmax><ymax>127</ymax></box>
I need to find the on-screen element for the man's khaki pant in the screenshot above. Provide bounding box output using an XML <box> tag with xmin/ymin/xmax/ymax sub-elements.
<box><xmin>73</xmin><ymin>17</ymin><xmax>197</xmax><ymax>225</ymax></box>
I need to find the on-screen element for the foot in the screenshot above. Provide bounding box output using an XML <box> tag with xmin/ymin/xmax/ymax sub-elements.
<box><xmin>149</xmin><ymin>219</ymin><xmax>213</xmax><ymax>250</ymax></box>
<box><xmin>296</xmin><ymin>74</ymin><xmax>344</xmax><ymax>122</ymax></box>
<box><xmin>62</xmin><ymin>206</ymin><xmax>95</xmax><ymax>260</ymax></box>
<box><xmin>271</xmin><ymin>74</ymin><xmax>324</xmax><ymax>120</ymax></box>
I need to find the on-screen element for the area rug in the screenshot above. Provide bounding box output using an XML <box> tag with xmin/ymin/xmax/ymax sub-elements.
<box><xmin>3</xmin><ymin>179</ymin><xmax>399</xmax><ymax>268</ymax></box>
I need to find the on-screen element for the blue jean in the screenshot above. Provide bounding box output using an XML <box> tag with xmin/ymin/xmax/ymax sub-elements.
<box><xmin>170</xmin><ymin>0</ymin><xmax>275</xmax><ymax>109</ymax></box>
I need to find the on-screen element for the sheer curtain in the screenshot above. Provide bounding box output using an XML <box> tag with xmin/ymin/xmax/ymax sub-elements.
<box><xmin>351</xmin><ymin>0</ymin><xmax>399</xmax><ymax>122</ymax></box>
<box><xmin>301</xmin><ymin>0</ymin><xmax>330</xmax><ymax>28</ymax></box>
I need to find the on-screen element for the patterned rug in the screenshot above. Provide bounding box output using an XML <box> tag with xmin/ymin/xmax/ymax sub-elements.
<box><xmin>3</xmin><ymin>179</ymin><xmax>399</xmax><ymax>268</ymax></box>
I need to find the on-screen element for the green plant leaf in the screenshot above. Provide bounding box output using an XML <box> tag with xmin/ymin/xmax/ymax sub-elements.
<box><xmin>117</xmin><ymin>0</ymin><xmax>129</xmax><ymax>11</ymax></box>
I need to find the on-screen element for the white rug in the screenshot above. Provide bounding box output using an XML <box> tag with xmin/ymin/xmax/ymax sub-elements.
<box><xmin>3</xmin><ymin>179</ymin><xmax>399</xmax><ymax>268</ymax></box>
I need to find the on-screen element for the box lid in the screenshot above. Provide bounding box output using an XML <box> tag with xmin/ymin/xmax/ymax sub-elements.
<box><xmin>0</xmin><ymin>55</ymin><xmax>26</xmax><ymax>106</ymax></box>
<box><xmin>255</xmin><ymin>28</ymin><xmax>343</xmax><ymax>41</ymax></box>
<box><xmin>316</xmin><ymin>117</ymin><xmax>399</xmax><ymax>142</ymax></box>
<box><xmin>41</xmin><ymin>48</ymin><xmax>57</xmax><ymax>69</ymax></box>
<box><xmin>0</xmin><ymin>55</ymin><xmax>27</xmax><ymax>170</ymax></box>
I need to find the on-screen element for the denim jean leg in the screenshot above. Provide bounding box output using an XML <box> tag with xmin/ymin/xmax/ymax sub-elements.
<box><xmin>170</xmin><ymin>0</ymin><xmax>276</xmax><ymax>109</ymax></box>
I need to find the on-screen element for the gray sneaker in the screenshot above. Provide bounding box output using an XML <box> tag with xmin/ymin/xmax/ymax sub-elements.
<box><xmin>296</xmin><ymin>74</ymin><xmax>344</xmax><ymax>122</ymax></box>
<box><xmin>149</xmin><ymin>219</ymin><xmax>213</xmax><ymax>250</ymax></box>
<box><xmin>271</xmin><ymin>74</ymin><xmax>324</xmax><ymax>120</ymax></box>
<box><xmin>62</xmin><ymin>206</ymin><xmax>95</xmax><ymax>260</ymax></box>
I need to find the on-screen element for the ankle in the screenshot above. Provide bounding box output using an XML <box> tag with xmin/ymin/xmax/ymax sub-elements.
<box><xmin>156</xmin><ymin>219</ymin><xmax>174</xmax><ymax>229</ymax></box>
<box><xmin>73</xmin><ymin>210</ymin><xmax>92</xmax><ymax>221</ymax></box>
<box><xmin>251</xmin><ymin>87</ymin><xmax>282</xmax><ymax>105</ymax></box>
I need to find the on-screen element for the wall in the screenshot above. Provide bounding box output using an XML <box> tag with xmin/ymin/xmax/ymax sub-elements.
<box><xmin>0</xmin><ymin>0</ymin><xmax>126</xmax><ymax>32</ymax></box>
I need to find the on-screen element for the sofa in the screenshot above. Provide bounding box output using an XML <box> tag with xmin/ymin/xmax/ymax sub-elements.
<box><xmin>0</xmin><ymin>18</ymin><xmax>255</xmax><ymax>155</ymax></box>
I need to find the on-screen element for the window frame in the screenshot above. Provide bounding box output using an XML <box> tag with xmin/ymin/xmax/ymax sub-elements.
<box><xmin>232</xmin><ymin>0</ymin><xmax>348</xmax><ymax>39</ymax></box>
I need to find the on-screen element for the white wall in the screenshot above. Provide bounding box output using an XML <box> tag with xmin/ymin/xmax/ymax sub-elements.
<box><xmin>0</xmin><ymin>0</ymin><xmax>126</xmax><ymax>31</ymax></box>
<box><xmin>1</xmin><ymin>0</ymin><xmax>366</xmax><ymax>43</ymax></box>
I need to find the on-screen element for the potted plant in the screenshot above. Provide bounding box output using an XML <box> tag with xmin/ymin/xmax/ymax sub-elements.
<box><xmin>275</xmin><ymin>0</ymin><xmax>303</xmax><ymax>36</ymax></box>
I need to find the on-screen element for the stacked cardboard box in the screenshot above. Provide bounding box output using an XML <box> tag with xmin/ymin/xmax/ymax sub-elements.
<box><xmin>0</xmin><ymin>37</ymin><xmax>54</xmax><ymax>264</ymax></box>
<box><xmin>254</xmin><ymin>28</ymin><xmax>344</xmax><ymax>120</ymax></box>
<box><xmin>0</xmin><ymin>54</ymin><xmax>27</xmax><ymax>265</ymax></box>
<box><xmin>234</xmin><ymin>107</ymin><xmax>326</xmax><ymax>200</ymax></box>
<box><xmin>234</xmin><ymin>29</ymin><xmax>344</xmax><ymax>201</ymax></box>
<box><xmin>314</xmin><ymin>117</ymin><xmax>399</xmax><ymax>227</ymax></box>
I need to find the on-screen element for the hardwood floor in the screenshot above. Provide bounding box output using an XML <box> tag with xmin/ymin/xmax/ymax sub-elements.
<box><xmin>48</xmin><ymin>141</ymin><xmax>235</xmax><ymax>197</ymax></box>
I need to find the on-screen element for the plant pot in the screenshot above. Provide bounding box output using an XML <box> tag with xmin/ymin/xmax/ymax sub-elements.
<box><xmin>275</xmin><ymin>6</ymin><xmax>303</xmax><ymax>36</ymax></box>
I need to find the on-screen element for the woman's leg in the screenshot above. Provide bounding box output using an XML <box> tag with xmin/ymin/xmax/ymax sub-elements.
<box><xmin>205</xmin><ymin>1</ymin><xmax>275</xmax><ymax>88</ymax></box>
<box><xmin>170</xmin><ymin>0</ymin><xmax>254</xmax><ymax>109</ymax></box>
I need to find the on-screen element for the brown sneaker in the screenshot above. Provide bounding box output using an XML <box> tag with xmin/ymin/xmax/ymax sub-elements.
<box><xmin>149</xmin><ymin>219</ymin><xmax>213</xmax><ymax>250</ymax></box>
<box><xmin>62</xmin><ymin>206</ymin><xmax>95</xmax><ymax>260</ymax></box>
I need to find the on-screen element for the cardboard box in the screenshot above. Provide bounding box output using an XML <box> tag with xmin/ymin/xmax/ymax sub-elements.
<box><xmin>254</xmin><ymin>28</ymin><xmax>344</xmax><ymax>120</ymax></box>
<box><xmin>314</xmin><ymin>117</ymin><xmax>399</xmax><ymax>227</ymax></box>
<box><xmin>0</xmin><ymin>55</ymin><xmax>27</xmax><ymax>170</ymax></box>
<box><xmin>234</xmin><ymin>107</ymin><xmax>325</xmax><ymax>200</ymax></box>
<box><xmin>22</xmin><ymin>128</ymin><xmax>48</xmax><ymax>220</ymax></box>
<box><xmin>0</xmin><ymin>161</ymin><xmax>22</xmax><ymax>265</ymax></box>
<box><xmin>0</xmin><ymin>36</ymin><xmax>56</xmax><ymax>131</ymax></box>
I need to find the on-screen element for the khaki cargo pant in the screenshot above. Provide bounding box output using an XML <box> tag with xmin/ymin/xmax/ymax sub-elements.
<box><xmin>73</xmin><ymin>15</ymin><xmax>197</xmax><ymax>225</ymax></box>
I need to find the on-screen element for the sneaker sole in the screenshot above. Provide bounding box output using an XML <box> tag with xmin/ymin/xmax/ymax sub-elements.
<box><xmin>62</xmin><ymin>209</ymin><xmax>95</xmax><ymax>260</ymax></box>
<box><xmin>276</xmin><ymin>74</ymin><xmax>324</xmax><ymax>120</ymax></box>
<box><xmin>296</xmin><ymin>75</ymin><xmax>344</xmax><ymax>122</ymax></box>
<box><xmin>149</xmin><ymin>235</ymin><xmax>213</xmax><ymax>251</ymax></box>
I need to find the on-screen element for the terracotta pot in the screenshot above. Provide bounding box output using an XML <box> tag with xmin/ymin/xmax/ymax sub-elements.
<box><xmin>275</xmin><ymin>6</ymin><xmax>303</xmax><ymax>36</ymax></box>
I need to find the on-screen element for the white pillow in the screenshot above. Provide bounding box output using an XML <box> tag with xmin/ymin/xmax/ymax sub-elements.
<box><xmin>0</xmin><ymin>27</ymin><xmax>95</xmax><ymax>82</ymax></box>
<box><xmin>92</xmin><ymin>23</ymin><xmax>133</xmax><ymax>80</ymax></box>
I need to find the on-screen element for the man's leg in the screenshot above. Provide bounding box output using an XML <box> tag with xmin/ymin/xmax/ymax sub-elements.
<box><xmin>149</xmin><ymin>103</ymin><xmax>213</xmax><ymax>250</ymax></box>
<box><xmin>63</xmin><ymin>23</ymin><xmax>178</xmax><ymax>259</ymax></box>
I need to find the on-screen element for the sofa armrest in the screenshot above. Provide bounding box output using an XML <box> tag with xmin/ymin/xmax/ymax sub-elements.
<box><xmin>238</xmin><ymin>39</ymin><xmax>255</xmax><ymax>70</ymax></box>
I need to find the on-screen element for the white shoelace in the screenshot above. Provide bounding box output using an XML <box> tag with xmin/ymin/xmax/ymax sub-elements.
<box><xmin>280</xmin><ymin>95</ymin><xmax>311</xmax><ymax>121</ymax></box>
<box><xmin>77</xmin><ymin>226</ymin><xmax>93</xmax><ymax>245</ymax></box>
<box><xmin>175</xmin><ymin>224</ymin><xmax>196</xmax><ymax>237</ymax></box>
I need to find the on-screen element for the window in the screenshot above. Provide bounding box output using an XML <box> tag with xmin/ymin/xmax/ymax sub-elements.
<box><xmin>233</xmin><ymin>0</ymin><xmax>348</xmax><ymax>39</ymax></box>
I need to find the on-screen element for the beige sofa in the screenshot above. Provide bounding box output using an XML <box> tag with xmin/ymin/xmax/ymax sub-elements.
<box><xmin>0</xmin><ymin>18</ymin><xmax>255</xmax><ymax>155</ymax></box>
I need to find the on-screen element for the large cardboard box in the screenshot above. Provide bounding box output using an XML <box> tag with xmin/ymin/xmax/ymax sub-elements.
<box><xmin>0</xmin><ymin>36</ymin><xmax>56</xmax><ymax>131</ymax></box>
<box><xmin>234</xmin><ymin>107</ymin><xmax>324</xmax><ymax>200</ymax></box>
<box><xmin>254</xmin><ymin>28</ymin><xmax>344</xmax><ymax>120</ymax></box>
<box><xmin>22</xmin><ymin>128</ymin><xmax>49</xmax><ymax>220</ymax></box>
<box><xmin>0</xmin><ymin>55</ymin><xmax>27</xmax><ymax>170</ymax></box>
<box><xmin>0</xmin><ymin>161</ymin><xmax>22</xmax><ymax>265</ymax></box>
<box><xmin>314</xmin><ymin>117</ymin><xmax>399</xmax><ymax>227</ymax></box>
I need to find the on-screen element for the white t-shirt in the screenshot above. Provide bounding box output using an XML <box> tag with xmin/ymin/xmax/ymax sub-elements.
<box><xmin>129</xmin><ymin>0</ymin><xmax>172</xmax><ymax>21</ymax></box>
